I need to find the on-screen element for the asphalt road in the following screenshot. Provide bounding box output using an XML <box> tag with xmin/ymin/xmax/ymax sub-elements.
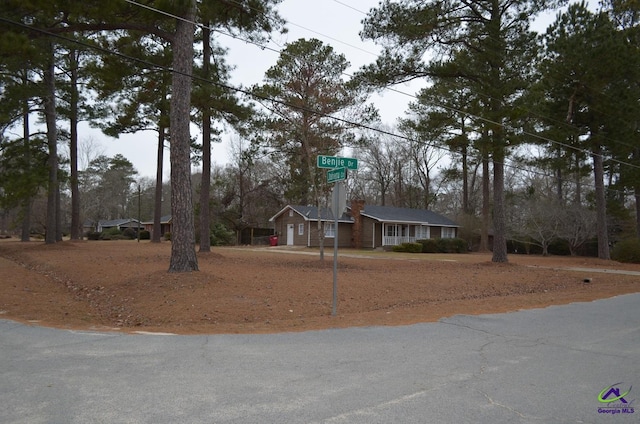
<box><xmin>1</xmin><ymin>293</ymin><xmax>639</xmax><ymax>424</ymax></box>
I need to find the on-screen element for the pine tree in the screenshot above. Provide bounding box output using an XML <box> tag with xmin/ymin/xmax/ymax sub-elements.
<box><xmin>358</xmin><ymin>0</ymin><xmax>565</xmax><ymax>262</ymax></box>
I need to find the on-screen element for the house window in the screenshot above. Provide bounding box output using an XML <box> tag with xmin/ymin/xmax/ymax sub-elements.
<box><xmin>324</xmin><ymin>222</ymin><xmax>335</xmax><ymax>238</ymax></box>
<box><xmin>386</xmin><ymin>225</ymin><xmax>399</xmax><ymax>237</ymax></box>
<box><xmin>416</xmin><ymin>225</ymin><xmax>430</xmax><ymax>239</ymax></box>
<box><xmin>298</xmin><ymin>223</ymin><xmax>304</xmax><ymax>235</ymax></box>
<box><xmin>442</xmin><ymin>227</ymin><xmax>455</xmax><ymax>239</ymax></box>
<box><xmin>289</xmin><ymin>210</ymin><xmax>293</xmax><ymax>217</ymax></box>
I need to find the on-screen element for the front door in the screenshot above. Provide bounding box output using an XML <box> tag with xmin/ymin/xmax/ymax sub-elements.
<box><xmin>287</xmin><ymin>224</ymin><xmax>294</xmax><ymax>246</ymax></box>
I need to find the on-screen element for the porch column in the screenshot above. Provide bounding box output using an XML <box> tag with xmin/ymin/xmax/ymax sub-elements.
<box><xmin>372</xmin><ymin>222</ymin><xmax>376</xmax><ymax>248</ymax></box>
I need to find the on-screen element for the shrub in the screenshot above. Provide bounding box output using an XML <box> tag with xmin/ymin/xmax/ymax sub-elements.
<box><xmin>96</xmin><ymin>227</ymin><xmax>121</xmax><ymax>240</ymax></box>
<box><xmin>139</xmin><ymin>230</ymin><xmax>150</xmax><ymax>240</ymax></box>
<box><xmin>122</xmin><ymin>228</ymin><xmax>137</xmax><ymax>239</ymax></box>
<box><xmin>417</xmin><ymin>238</ymin><xmax>468</xmax><ymax>253</ymax></box>
<box><xmin>611</xmin><ymin>238</ymin><xmax>640</xmax><ymax>264</ymax></box>
<box><xmin>164</xmin><ymin>232</ymin><xmax>171</xmax><ymax>241</ymax></box>
<box><xmin>210</xmin><ymin>223</ymin><xmax>235</xmax><ymax>246</ymax></box>
<box><xmin>87</xmin><ymin>232</ymin><xmax>101</xmax><ymax>240</ymax></box>
<box><xmin>103</xmin><ymin>227</ymin><xmax>121</xmax><ymax>236</ymax></box>
<box><xmin>548</xmin><ymin>238</ymin><xmax>570</xmax><ymax>256</ymax></box>
<box><xmin>392</xmin><ymin>242</ymin><xmax>423</xmax><ymax>253</ymax></box>
<box><xmin>436</xmin><ymin>238</ymin><xmax>449</xmax><ymax>253</ymax></box>
<box><xmin>452</xmin><ymin>238</ymin><xmax>468</xmax><ymax>253</ymax></box>
<box><xmin>417</xmin><ymin>239</ymin><xmax>438</xmax><ymax>253</ymax></box>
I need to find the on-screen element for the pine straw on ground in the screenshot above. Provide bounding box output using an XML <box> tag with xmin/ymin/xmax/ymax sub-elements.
<box><xmin>0</xmin><ymin>239</ymin><xmax>638</xmax><ymax>334</ymax></box>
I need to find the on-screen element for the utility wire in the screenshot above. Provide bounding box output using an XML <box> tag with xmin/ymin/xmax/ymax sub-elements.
<box><xmin>123</xmin><ymin>0</ymin><xmax>640</xmax><ymax>197</ymax></box>
<box><xmin>1</xmin><ymin>13</ymin><xmax>637</xmax><ymax>197</ymax></box>
<box><xmin>185</xmin><ymin>0</ymin><xmax>640</xmax><ymax>171</ymax></box>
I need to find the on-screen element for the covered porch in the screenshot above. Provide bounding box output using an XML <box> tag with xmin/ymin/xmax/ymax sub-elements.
<box><xmin>381</xmin><ymin>223</ymin><xmax>430</xmax><ymax>247</ymax></box>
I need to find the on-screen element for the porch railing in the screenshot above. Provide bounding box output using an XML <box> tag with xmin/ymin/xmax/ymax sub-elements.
<box><xmin>383</xmin><ymin>236</ymin><xmax>417</xmax><ymax>246</ymax></box>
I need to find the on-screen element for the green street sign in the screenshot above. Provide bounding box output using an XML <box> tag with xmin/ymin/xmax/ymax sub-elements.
<box><xmin>327</xmin><ymin>167</ymin><xmax>347</xmax><ymax>183</ymax></box>
<box><xmin>317</xmin><ymin>155</ymin><xmax>358</xmax><ymax>170</ymax></box>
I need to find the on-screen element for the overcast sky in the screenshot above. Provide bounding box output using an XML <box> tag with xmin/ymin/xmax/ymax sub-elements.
<box><xmin>87</xmin><ymin>0</ymin><xmax>577</xmax><ymax>180</ymax></box>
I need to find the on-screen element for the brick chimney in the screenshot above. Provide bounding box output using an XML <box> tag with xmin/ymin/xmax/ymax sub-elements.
<box><xmin>350</xmin><ymin>199</ymin><xmax>365</xmax><ymax>249</ymax></box>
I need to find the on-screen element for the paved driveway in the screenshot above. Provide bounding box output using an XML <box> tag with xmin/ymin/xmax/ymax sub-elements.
<box><xmin>1</xmin><ymin>294</ymin><xmax>639</xmax><ymax>423</ymax></box>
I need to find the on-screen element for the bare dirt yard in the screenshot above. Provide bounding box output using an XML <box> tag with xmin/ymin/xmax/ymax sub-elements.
<box><xmin>0</xmin><ymin>239</ymin><xmax>638</xmax><ymax>334</ymax></box>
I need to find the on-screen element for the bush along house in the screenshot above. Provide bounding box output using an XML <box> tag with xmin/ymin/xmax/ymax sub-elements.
<box><xmin>269</xmin><ymin>200</ymin><xmax>459</xmax><ymax>249</ymax></box>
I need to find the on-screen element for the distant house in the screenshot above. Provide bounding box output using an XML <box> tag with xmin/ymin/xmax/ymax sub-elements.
<box><xmin>269</xmin><ymin>205</ymin><xmax>353</xmax><ymax>247</ymax></box>
<box><xmin>83</xmin><ymin>218</ymin><xmax>142</xmax><ymax>233</ymax></box>
<box><xmin>269</xmin><ymin>201</ymin><xmax>459</xmax><ymax>249</ymax></box>
<box><xmin>141</xmin><ymin>215</ymin><xmax>172</xmax><ymax>239</ymax></box>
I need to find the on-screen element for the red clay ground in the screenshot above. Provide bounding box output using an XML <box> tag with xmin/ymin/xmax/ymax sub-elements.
<box><xmin>0</xmin><ymin>239</ymin><xmax>638</xmax><ymax>334</ymax></box>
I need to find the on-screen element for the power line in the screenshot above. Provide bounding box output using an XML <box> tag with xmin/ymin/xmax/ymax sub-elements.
<box><xmin>1</xmin><ymin>11</ymin><xmax>638</xmax><ymax>196</ymax></box>
<box><xmin>328</xmin><ymin>0</ymin><xmax>640</xmax><ymax>156</ymax></box>
<box><xmin>212</xmin><ymin>1</ymin><xmax>640</xmax><ymax>171</ymax></box>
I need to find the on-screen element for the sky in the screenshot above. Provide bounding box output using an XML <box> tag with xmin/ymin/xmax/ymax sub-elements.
<box><xmin>86</xmin><ymin>0</ymin><xmax>578</xmax><ymax>180</ymax></box>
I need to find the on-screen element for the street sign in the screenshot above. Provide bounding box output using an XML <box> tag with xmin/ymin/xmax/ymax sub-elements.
<box><xmin>327</xmin><ymin>167</ymin><xmax>346</xmax><ymax>183</ymax></box>
<box><xmin>332</xmin><ymin>180</ymin><xmax>347</xmax><ymax>213</ymax></box>
<box><xmin>317</xmin><ymin>155</ymin><xmax>358</xmax><ymax>170</ymax></box>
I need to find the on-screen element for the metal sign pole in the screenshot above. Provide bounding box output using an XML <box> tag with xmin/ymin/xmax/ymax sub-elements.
<box><xmin>332</xmin><ymin>181</ymin><xmax>339</xmax><ymax>317</ymax></box>
<box><xmin>318</xmin><ymin>155</ymin><xmax>357</xmax><ymax>318</ymax></box>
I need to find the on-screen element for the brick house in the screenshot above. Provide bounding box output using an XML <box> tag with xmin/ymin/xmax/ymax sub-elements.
<box><xmin>269</xmin><ymin>205</ymin><xmax>353</xmax><ymax>247</ymax></box>
<box><xmin>269</xmin><ymin>201</ymin><xmax>459</xmax><ymax>248</ymax></box>
<box><xmin>141</xmin><ymin>215</ymin><xmax>172</xmax><ymax>239</ymax></box>
<box><xmin>83</xmin><ymin>218</ymin><xmax>142</xmax><ymax>233</ymax></box>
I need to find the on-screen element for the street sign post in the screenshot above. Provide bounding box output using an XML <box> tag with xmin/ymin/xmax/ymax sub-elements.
<box><xmin>316</xmin><ymin>155</ymin><xmax>359</xmax><ymax>317</ymax></box>
<box><xmin>327</xmin><ymin>167</ymin><xmax>346</xmax><ymax>183</ymax></box>
<box><xmin>317</xmin><ymin>155</ymin><xmax>358</xmax><ymax>170</ymax></box>
<box><xmin>331</xmin><ymin>181</ymin><xmax>345</xmax><ymax>317</ymax></box>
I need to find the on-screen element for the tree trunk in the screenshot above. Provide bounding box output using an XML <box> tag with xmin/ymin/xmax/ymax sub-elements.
<box><xmin>69</xmin><ymin>49</ymin><xmax>81</xmax><ymax>240</ymax></box>
<box><xmin>491</xmin><ymin>144</ymin><xmax>508</xmax><ymax>263</ymax></box>
<box><xmin>168</xmin><ymin>0</ymin><xmax>198</xmax><ymax>272</ymax></box>
<box><xmin>487</xmin><ymin>2</ymin><xmax>507</xmax><ymax>263</ymax></box>
<box><xmin>592</xmin><ymin>145</ymin><xmax>610</xmax><ymax>260</ymax></box>
<box><xmin>21</xmin><ymin>198</ymin><xmax>31</xmax><ymax>242</ymax></box>
<box><xmin>479</xmin><ymin>143</ymin><xmax>490</xmax><ymax>252</ymax></box>
<box><xmin>316</xmin><ymin>188</ymin><xmax>325</xmax><ymax>261</ymax></box>
<box><xmin>199</xmin><ymin>24</ymin><xmax>212</xmax><ymax>253</ymax></box>
<box><xmin>56</xmin><ymin>182</ymin><xmax>62</xmax><ymax>242</ymax></box>
<box><xmin>317</xmin><ymin>213</ymin><xmax>325</xmax><ymax>260</ymax></box>
<box><xmin>635</xmin><ymin>185</ymin><xmax>640</xmax><ymax>240</ymax></box>
<box><xmin>574</xmin><ymin>153</ymin><xmax>582</xmax><ymax>205</ymax></box>
<box><xmin>556</xmin><ymin>160</ymin><xmax>563</xmax><ymax>201</ymax></box>
<box><xmin>423</xmin><ymin>162</ymin><xmax>430</xmax><ymax>210</ymax></box>
<box><xmin>152</xmin><ymin>125</ymin><xmax>165</xmax><ymax>243</ymax></box>
<box><xmin>21</xmin><ymin>94</ymin><xmax>31</xmax><ymax>242</ymax></box>
<box><xmin>461</xmin><ymin>140</ymin><xmax>469</xmax><ymax>215</ymax></box>
<box><xmin>44</xmin><ymin>43</ymin><xmax>58</xmax><ymax>245</ymax></box>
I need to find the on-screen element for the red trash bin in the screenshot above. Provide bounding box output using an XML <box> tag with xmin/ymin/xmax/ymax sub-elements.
<box><xmin>269</xmin><ymin>235</ymin><xmax>278</xmax><ymax>246</ymax></box>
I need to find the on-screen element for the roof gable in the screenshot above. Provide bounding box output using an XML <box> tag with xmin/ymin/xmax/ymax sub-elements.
<box><xmin>270</xmin><ymin>205</ymin><xmax>352</xmax><ymax>222</ymax></box>
<box><xmin>99</xmin><ymin>218</ymin><xmax>140</xmax><ymax>227</ymax></box>
<box><xmin>140</xmin><ymin>215</ymin><xmax>172</xmax><ymax>225</ymax></box>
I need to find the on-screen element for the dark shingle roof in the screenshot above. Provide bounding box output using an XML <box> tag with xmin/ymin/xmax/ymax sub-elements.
<box><xmin>359</xmin><ymin>205</ymin><xmax>458</xmax><ymax>226</ymax></box>
<box><xmin>140</xmin><ymin>215</ymin><xmax>172</xmax><ymax>225</ymax></box>
<box><xmin>289</xmin><ymin>205</ymin><xmax>353</xmax><ymax>222</ymax></box>
<box><xmin>99</xmin><ymin>218</ymin><xmax>140</xmax><ymax>227</ymax></box>
<box><xmin>271</xmin><ymin>204</ymin><xmax>457</xmax><ymax>227</ymax></box>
